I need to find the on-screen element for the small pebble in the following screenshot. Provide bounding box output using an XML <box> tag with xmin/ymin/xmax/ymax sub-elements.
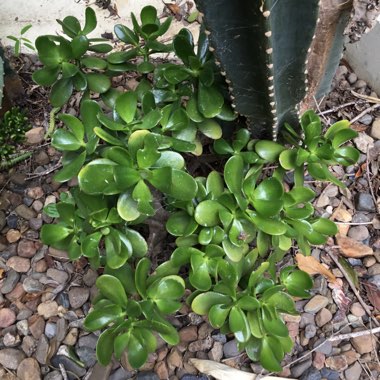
<box><xmin>348</xmin><ymin>226</ymin><xmax>369</xmax><ymax>241</ymax></box>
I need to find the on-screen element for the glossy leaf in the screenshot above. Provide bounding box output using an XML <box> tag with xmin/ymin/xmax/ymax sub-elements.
<box><xmin>192</xmin><ymin>292</ymin><xmax>232</xmax><ymax>315</ymax></box>
<box><xmin>50</xmin><ymin>78</ymin><xmax>73</xmax><ymax>107</ymax></box>
<box><xmin>255</xmin><ymin>140</ymin><xmax>285</xmax><ymax>162</ymax></box>
<box><xmin>96</xmin><ymin>275</ymin><xmax>129</xmax><ymax>307</ymax></box>
<box><xmin>86</xmin><ymin>73</ymin><xmax>111</xmax><ymax>93</ymax></box>
<box><xmin>198</xmin><ymin>83</ymin><xmax>224</xmax><ymax>118</ymax></box>
<box><xmin>84</xmin><ymin>305</ymin><xmax>123</xmax><ymax>330</ymax></box>
<box><xmin>116</xmin><ymin>92</ymin><xmax>138</xmax><ymax>124</ymax></box>
<box><xmin>96</xmin><ymin>329</ymin><xmax>115</xmax><ymax>366</ymax></box>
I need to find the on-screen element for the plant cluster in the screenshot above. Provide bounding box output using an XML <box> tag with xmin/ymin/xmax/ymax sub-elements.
<box><xmin>0</xmin><ymin>106</ymin><xmax>31</xmax><ymax>159</ymax></box>
<box><xmin>37</xmin><ymin>7</ymin><xmax>359</xmax><ymax>372</ymax></box>
<box><xmin>7</xmin><ymin>24</ymin><xmax>35</xmax><ymax>57</ymax></box>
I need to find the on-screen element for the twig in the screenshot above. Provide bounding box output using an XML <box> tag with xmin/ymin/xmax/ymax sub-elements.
<box><xmin>327</xmin><ymin>248</ymin><xmax>380</xmax><ymax>327</ymax></box>
<box><xmin>318</xmin><ymin>101</ymin><xmax>363</xmax><ymax>116</ymax></box>
<box><xmin>335</xmin><ymin>221</ymin><xmax>373</xmax><ymax>225</ymax></box>
<box><xmin>59</xmin><ymin>364</ymin><xmax>69</xmax><ymax>380</ymax></box>
<box><xmin>351</xmin><ymin>90</ymin><xmax>380</xmax><ymax>104</ymax></box>
<box><xmin>350</xmin><ymin>103</ymin><xmax>380</xmax><ymax>124</ymax></box>
<box><xmin>328</xmin><ymin>326</ymin><xmax>380</xmax><ymax>341</ymax></box>
<box><xmin>26</xmin><ymin>160</ymin><xmax>62</xmax><ymax>179</ymax></box>
<box><xmin>366</xmin><ymin>146</ymin><xmax>380</xmax><ymax>215</ymax></box>
<box><xmin>313</xmin><ymin>95</ymin><xmax>329</xmax><ymax>124</ymax></box>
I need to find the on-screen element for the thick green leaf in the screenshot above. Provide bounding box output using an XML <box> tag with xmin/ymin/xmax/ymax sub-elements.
<box><xmin>52</xmin><ymin>129</ymin><xmax>83</xmax><ymax>151</ymax></box>
<box><xmin>114</xmin><ymin>24</ymin><xmax>139</xmax><ymax>45</ymax></box>
<box><xmin>248</xmin><ymin>211</ymin><xmax>287</xmax><ymax>236</ymax></box>
<box><xmin>247</xmin><ymin>309</ymin><xmax>264</xmax><ymax>338</ymax></box>
<box><xmin>332</xmin><ymin>128</ymin><xmax>358</xmax><ymax>148</ymax></box>
<box><xmin>229</xmin><ymin>306</ymin><xmax>250</xmax><ymax>343</ymax></box>
<box><xmin>147</xmin><ymin>275</ymin><xmax>185</xmax><ymax>299</ymax></box>
<box><xmin>166</xmin><ymin>211</ymin><xmax>197</xmax><ymax>237</ymax></box>
<box><xmin>78</xmin><ymin>159</ymin><xmax>118</xmax><ymax>194</ymax></box>
<box><xmin>324</xmin><ymin>120</ymin><xmax>350</xmax><ymax>139</ymax></box>
<box><xmin>96</xmin><ymin>275</ymin><xmax>129</xmax><ymax>307</ymax></box>
<box><xmin>61</xmin><ymin>62</ymin><xmax>79</xmax><ymax>78</ymax></box>
<box><xmin>32</xmin><ymin>66</ymin><xmax>59</xmax><ymax>86</ymax></box>
<box><xmin>86</xmin><ymin>73</ymin><xmax>111</xmax><ymax>93</ymax></box>
<box><xmin>96</xmin><ymin>329</ymin><xmax>115</xmax><ymax>366</ymax></box>
<box><xmin>209</xmin><ymin>304</ymin><xmax>231</xmax><ymax>328</ymax></box>
<box><xmin>35</xmin><ymin>36</ymin><xmax>61</xmax><ymax>67</ymax></box>
<box><xmin>116</xmin><ymin>92</ymin><xmax>138</xmax><ymax>124</ymax></box>
<box><xmin>50</xmin><ymin>78</ymin><xmax>73</xmax><ymax>107</ymax></box>
<box><xmin>255</xmin><ymin>140</ymin><xmax>285</xmax><ymax>162</ymax></box>
<box><xmin>73</xmin><ymin>71</ymin><xmax>88</xmax><ymax>91</ymax></box>
<box><xmin>125</xmin><ymin>228</ymin><xmax>148</xmax><ymax>258</ymax></box>
<box><xmin>194</xmin><ymin>200</ymin><xmax>225</xmax><ymax>227</ymax></box>
<box><xmin>84</xmin><ymin>305</ymin><xmax>123</xmax><ymax>330</ymax></box>
<box><xmin>149</xmin><ymin>168</ymin><xmax>197</xmax><ymax>201</ymax></box>
<box><xmin>262</xmin><ymin>307</ymin><xmax>288</xmax><ymax>337</ymax></box>
<box><xmin>40</xmin><ymin>224</ymin><xmax>72</xmax><ymax>245</ymax></box>
<box><xmin>117</xmin><ymin>192</ymin><xmax>141</xmax><ymax>222</ymax></box>
<box><xmin>58</xmin><ymin>114</ymin><xmax>84</xmax><ymax>141</ymax></box>
<box><xmin>81</xmin><ymin>56</ymin><xmax>107</xmax><ymax>70</ymax></box>
<box><xmin>135</xmin><ymin>258</ymin><xmax>150</xmax><ymax>299</ymax></box>
<box><xmin>81</xmin><ymin>231</ymin><xmax>101</xmax><ymax>258</ymax></box>
<box><xmin>173</xmin><ymin>31</ymin><xmax>195</xmax><ymax>65</ymax></box>
<box><xmin>88</xmin><ymin>43</ymin><xmax>113</xmax><ymax>53</ymax></box>
<box><xmin>267</xmin><ymin>291</ymin><xmax>297</xmax><ymax>314</ymax></box>
<box><xmin>312</xmin><ymin>218</ymin><xmax>338</xmax><ymax>235</ymax></box>
<box><xmin>198</xmin><ymin>119</ymin><xmax>222</xmax><ymax>139</ymax></box>
<box><xmin>83</xmin><ymin>7</ymin><xmax>97</xmax><ymax>35</ymax></box>
<box><xmin>198</xmin><ymin>83</ymin><xmax>224</xmax><ymax>118</ymax></box>
<box><xmin>260</xmin><ymin>336</ymin><xmax>282</xmax><ymax>372</ymax></box>
<box><xmin>54</xmin><ymin>151</ymin><xmax>86</xmax><ymax>182</ymax></box>
<box><xmin>127</xmin><ymin>333</ymin><xmax>148</xmax><ymax>368</ymax></box>
<box><xmin>71</xmin><ymin>35</ymin><xmax>89</xmax><ymax>58</ymax></box>
<box><xmin>192</xmin><ymin>292</ymin><xmax>232</xmax><ymax>315</ymax></box>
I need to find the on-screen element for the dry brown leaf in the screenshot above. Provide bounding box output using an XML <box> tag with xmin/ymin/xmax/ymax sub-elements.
<box><xmin>189</xmin><ymin>359</ymin><xmax>295</xmax><ymax>380</ymax></box>
<box><xmin>336</xmin><ymin>234</ymin><xmax>373</xmax><ymax>258</ymax></box>
<box><xmin>296</xmin><ymin>253</ymin><xmax>338</xmax><ymax>284</ymax></box>
<box><xmin>0</xmin><ymin>268</ymin><xmax>4</xmax><ymax>279</ymax></box>
<box><xmin>363</xmin><ymin>281</ymin><xmax>380</xmax><ymax>311</ymax></box>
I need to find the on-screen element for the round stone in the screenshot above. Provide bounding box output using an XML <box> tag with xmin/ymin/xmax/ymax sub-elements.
<box><xmin>0</xmin><ymin>308</ymin><xmax>16</xmax><ymax>328</ymax></box>
<box><xmin>6</xmin><ymin>256</ymin><xmax>31</xmax><ymax>273</ymax></box>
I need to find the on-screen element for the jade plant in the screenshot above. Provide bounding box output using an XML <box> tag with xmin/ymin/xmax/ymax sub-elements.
<box><xmin>36</xmin><ymin>5</ymin><xmax>359</xmax><ymax>373</ymax></box>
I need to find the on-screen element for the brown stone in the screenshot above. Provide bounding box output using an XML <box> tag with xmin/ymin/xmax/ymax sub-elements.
<box><xmin>0</xmin><ymin>308</ymin><xmax>16</xmax><ymax>328</ymax></box>
<box><xmin>198</xmin><ymin>322</ymin><xmax>213</xmax><ymax>339</ymax></box>
<box><xmin>313</xmin><ymin>351</ymin><xmax>325</xmax><ymax>370</ymax></box>
<box><xmin>17</xmin><ymin>240</ymin><xmax>37</xmax><ymax>258</ymax></box>
<box><xmin>6</xmin><ymin>282</ymin><xmax>26</xmax><ymax>301</ymax></box>
<box><xmin>188</xmin><ymin>336</ymin><xmax>213</xmax><ymax>352</ymax></box>
<box><xmin>350</xmin><ymin>302</ymin><xmax>366</xmax><ymax>317</ymax></box>
<box><xmin>315</xmin><ymin>308</ymin><xmax>333</xmax><ymax>327</ymax></box>
<box><xmin>48</xmin><ymin>247</ymin><xmax>69</xmax><ymax>261</ymax></box>
<box><xmin>28</xmin><ymin>316</ymin><xmax>45</xmax><ymax>339</ymax></box>
<box><xmin>342</xmin><ymin>350</ymin><xmax>360</xmax><ymax>366</ymax></box>
<box><xmin>179</xmin><ymin>325</ymin><xmax>198</xmax><ymax>343</ymax></box>
<box><xmin>17</xmin><ymin>357</ymin><xmax>41</xmax><ymax>380</ymax></box>
<box><xmin>208</xmin><ymin>341</ymin><xmax>223</xmax><ymax>362</ymax></box>
<box><xmin>34</xmin><ymin>260</ymin><xmax>48</xmax><ymax>273</ymax></box>
<box><xmin>325</xmin><ymin>355</ymin><xmax>348</xmax><ymax>371</ymax></box>
<box><xmin>6</xmin><ymin>256</ymin><xmax>30</xmax><ymax>272</ymax></box>
<box><xmin>25</xmin><ymin>127</ymin><xmax>44</xmax><ymax>145</ymax></box>
<box><xmin>155</xmin><ymin>361</ymin><xmax>169</xmax><ymax>380</ymax></box>
<box><xmin>167</xmin><ymin>348</ymin><xmax>182</xmax><ymax>371</ymax></box>
<box><xmin>37</xmin><ymin>301</ymin><xmax>59</xmax><ymax>319</ymax></box>
<box><xmin>287</xmin><ymin>322</ymin><xmax>300</xmax><ymax>339</ymax></box>
<box><xmin>351</xmin><ymin>328</ymin><xmax>378</xmax><ymax>354</ymax></box>
<box><xmin>27</xmin><ymin>187</ymin><xmax>44</xmax><ymax>200</ymax></box>
<box><xmin>6</xmin><ymin>229</ymin><xmax>21</xmax><ymax>243</ymax></box>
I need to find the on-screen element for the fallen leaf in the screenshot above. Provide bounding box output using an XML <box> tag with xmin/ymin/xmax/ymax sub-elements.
<box><xmin>363</xmin><ymin>281</ymin><xmax>380</xmax><ymax>311</ymax></box>
<box><xmin>0</xmin><ymin>268</ymin><xmax>4</xmax><ymax>279</ymax></box>
<box><xmin>336</xmin><ymin>234</ymin><xmax>374</xmax><ymax>258</ymax></box>
<box><xmin>164</xmin><ymin>3</ymin><xmax>182</xmax><ymax>20</ymax></box>
<box><xmin>189</xmin><ymin>359</ymin><xmax>295</xmax><ymax>380</ymax></box>
<box><xmin>338</xmin><ymin>257</ymin><xmax>359</xmax><ymax>288</ymax></box>
<box><xmin>329</xmin><ymin>280</ymin><xmax>352</xmax><ymax>321</ymax></box>
<box><xmin>296</xmin><ymin>253</ymin><xmax>338</xmax><ymax>284</ymax></box>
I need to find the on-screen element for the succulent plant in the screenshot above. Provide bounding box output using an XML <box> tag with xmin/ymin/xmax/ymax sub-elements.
<box><xmin>194</xmin><ymin>0</ymin><xmax>356</xmax><ymax>139</ymax></box>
